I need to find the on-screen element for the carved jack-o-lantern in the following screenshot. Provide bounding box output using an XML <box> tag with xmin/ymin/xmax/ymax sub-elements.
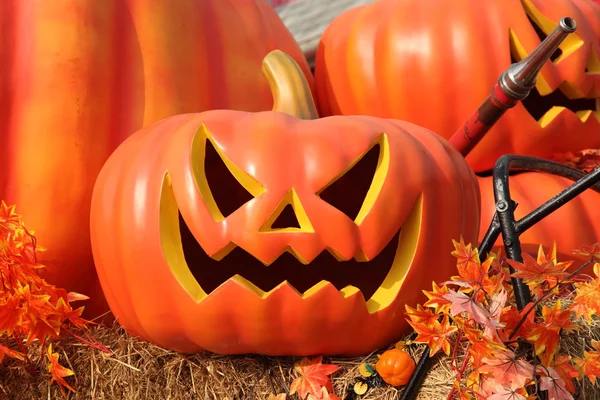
<box><xmin>90</xmin><ymin>51</ymin><xmax>480</xmax><ymax>356</ymax></box>
<box><xmin>314</xmin><ymin>0</ymin><xmax>600</xmax><ymax>172</ymax></box>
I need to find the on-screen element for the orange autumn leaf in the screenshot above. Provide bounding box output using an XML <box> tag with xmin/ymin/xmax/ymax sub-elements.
<box><xmin>539</xmin><ymin>301</ymin><xmax>578</xmax><ymax>333</ymax></box>
<box><xmin>289</xmin><ymin>356</ymin><xmax>339</xmax><ymax>399</ymax></box>
<box><xmin>307</xmin><ymin>387</ymin><xmax>340</xmax><ymax>400</ymax></box>
<box><xmin>552</xmin><ymin>355</ymin><xmax>579</xmax><ymax>394</ymax></box>
<box><xmin>451</xmin><ymin>237</ymin><xmax>480</xmax><ymax>270</ymax></box>
<box><xmin>539</xmin><ymin>367</ymin><xmax>573</xmax><ymax>400</ymax></box>
<box><xmin>507</xmin><ymin>245</ymin><xmax>571</xmax><ymax>287</ymax></box>
<box><xmin>408</xmin><ymin>315</ymin><xmax>457</xmax><ymax>357</ymax></box>
<box><xmin>267</xmin><ymin>394</ymin><xmax>287</xmax><ymax>400</ymax></box>
<box><xmin>0</xmin><ymin>342</ymin><xmax>24</xmax><ymax>363</ymax></box>
<box><xmin>443</xmin><ymin>289</ymin><xmax>504</xmax><ymax>333</ymax></box>
<box><xmin>499</xmin><ymin>303</ymin><xmax>536</xmax><ymax>342</ymax></box>
<box><xmin>0</xmin><ymin>201</ymin><xmax>102</xmax><ymax>392</ymax></box>
<box><xmin>570</xmin><ymin>263</ymin><xmax>600</xmax><ymax>322</ymax></box>
<box><xmin>46</xmin><ymin>344</ymin><xmax>75</xmax><ymax>394</ymax></box>
<box><xmin>405</xmin><ymin>304</ymin><xmax>440</xmax><ymax>326</ymax></box>
<box><xmin>462</xmin><ymin>325</ymin><xmax>505</xmax><ymax>369</ymax></box>
<box><xmin>573</xmin><ymin>243</ymin><xmax>600</xmax><ymax>259</ymax></box>
<box><xmin>478</xmin><ymin>349</ymin><xmax>535</xmax><ymax>388</ymax></box>
<box><xmin>573</xmin><ymin>341</ymin><xmax>600</xmax><ymax>385</ymax></box>
<box><xmin>450</xmin><ymin>239</ymin><xmax>507</xmax><ymax>304</ymax></box>
<box><xmin>422</xmin><ymin>282</ymin><xmax>452</xmax><ymax>314</ymax></box>
<box><xmin>0</xmin><ymin>201</ymin><xmax>20</xmax><ymax>225</ymax></box>
<box><xmin>67</xmin><ymin>292</ymin><xmax>90</xmax><ymax>303</ymax></box>
<box><xmin>0</xmin><ymin>294</ymin><xmax>24</xmax><ymax>335</ymax></box>
<box><xmin>527</xmin><ymin>301</ymin><xmax>578</xmax><ymax>365</ymax></box>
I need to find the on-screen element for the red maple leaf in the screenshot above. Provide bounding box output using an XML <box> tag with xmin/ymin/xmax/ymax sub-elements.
<box><xmin>499</xmin><ymin>303</ymin><xmax>536</xmax><ymax>342</ymax></box>
<box><xmin>408</xmin><ymin>315</ymin><xmax>457</xmax><ymax>356</ymax></box>
<box><xmin>0</xmin><ymin>342</ymin><xmax>24</xmax><ymax>363</ymax></box>
<box><xmin>551</xmin><ymin>355</ymin><xmax>579</xmax><ymax>394</ymax></box>
<box><xmin>289</xmin><ymin>356</ymin><xmax>339</xmax><ymax>399</ymax></box>
<box><xmin>46</xmin><ymin>344</ymin><xmax>75</xmax><ymax>395</ymax></box>
<box><xmin>539</xmin><ymin>367</ymin><xmax>574</xmax><ymax>400</ymax></box>
<box><xmin>570</xmin><ymin>263</ymin><xmax>600</xmax><ymax>322</ymax></box>
<box><xmin>405</xmin><ymin>304</ymin><xmax>440</xmax><ymax>326</ymax></box>
<box><xmin>573</xmin><ymin>340</ymin><xmax>600</xmax><ymax>384</ymax></box>
<box><xmin>307</xmin><ymin>387</ymin><xmax>340</xmax><ymax>400</ymax></box>
<box><xmin>478</xmin><ymin>349</ymin><xmax>535</xmax><ymax>388</ymax></box>
<box><xmin>462</xmin><ymin>325</ymin><xmax>505</xmax><ymax>369</ymax></box>
<box><xmin>422</xmin><ymin>282</ymin><xmax>452</xmax><ymax>314</ymax></box>
<box><xmin>450</xmin><ymin>238</ymin><xmax>503</xmax><ymax>302</ymax></box>
<box><xmin>507</xmin><ymin>244</ymin><xmax>571</xmax><ymax>288</ymax></box>
<box><xmin>573</xmin><ymin>243</ymin><xmax>600</xmax><ymax>259</ymax></box>
<box><xmin>0</xmin><ymin>294</ymin><xmax>24</xmax><ymax>335</ymax></box>
<box><xmin>443</xmin><ymin>289</ymin><xmax>504</xmax><ymax>333</ymax></box>
<box><xmin>527</xmin><ymin>301</ymin><xmax>579</xmax><ymax>365</ymax></box>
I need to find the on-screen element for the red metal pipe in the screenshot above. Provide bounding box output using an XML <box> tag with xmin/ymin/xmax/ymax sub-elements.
<box><xmin>449</xmin><ymin>17</ymin><xmax>577</xmax><ymax>157</ymax></box>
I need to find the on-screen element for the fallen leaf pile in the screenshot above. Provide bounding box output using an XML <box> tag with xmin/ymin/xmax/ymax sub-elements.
<box><xmin>0</xmin><ymin>201</ymin><xmax>107</xmax><ymax>394</ymax></box>
<box><xmin>406</xmin><ymin>238</ymin><xmax>600</xmax><ymax>399</ymax></box>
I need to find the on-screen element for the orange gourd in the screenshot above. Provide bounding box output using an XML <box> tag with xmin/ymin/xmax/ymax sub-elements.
<box><xmin>376</xmin><ymin>348</ymin><xmax>416</xmax><ymax>386</ymax></box>
<box><xmin>89</xmin><ymin>51</ymin><xmax>480</xmax><ymax>355</ymax></box>
<box><xmin>0</xmin><ymin>0</ymin><xmax>311</xmax><ymax>317</ymax></box>
<box><xmin>478</xmin><ymin>172</ymin><xmax>600</xmax><ymax>273</ymax></box>
<box><xmin>314</xmin><ymin>0</ymin><xmax>600</xmax><ymax>173</ymax></box>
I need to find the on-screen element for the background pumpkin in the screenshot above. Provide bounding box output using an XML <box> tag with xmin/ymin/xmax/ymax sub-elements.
<box><xmin>89</xmin><ymin>51</ymin><xmax>480</xmax><ymax>356</ymax></box>
<box><xmin>314</xmin><ymin>0</ymin><xmax>600</xmax><ymax>173</ymax></box>
<box><xmin>478</xmin><ymin>172</ymin><xmax>600</xmax><ymax>272</ymax></box>
<box><xmin>0</xmin><ymin>0</ymin><xmax>312</xmax><ymax>318</ymax></box>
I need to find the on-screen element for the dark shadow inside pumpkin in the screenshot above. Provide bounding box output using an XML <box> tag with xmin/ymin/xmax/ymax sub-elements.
<box><xmin>513</xmin><ymin>15</ymin><xmax>597</xmax><ymax>121</ymax></box>
<box><xmin>178</xmin><ymin>136</ymin><xmax>399</xmax><ymax>299</ymax></box>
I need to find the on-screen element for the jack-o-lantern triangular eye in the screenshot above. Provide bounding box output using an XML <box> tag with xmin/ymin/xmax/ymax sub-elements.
<box><xmin>318</xmin><ymin>134</ymin><xmax>390</xmax><ymax>225</ymax></box>
<box><xmin>191</xmin><ymin>125</ymin><xmax>265</xmax><ymax>221</ymax></box>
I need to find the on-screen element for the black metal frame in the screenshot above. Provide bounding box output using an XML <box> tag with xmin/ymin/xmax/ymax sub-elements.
<box><xmin>400</xmin><ymin>155</ymin><xmax>600</xmax><ymax>400</ymax></box>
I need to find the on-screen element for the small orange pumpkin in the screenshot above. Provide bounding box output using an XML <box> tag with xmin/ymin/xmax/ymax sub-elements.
<box><xmin>376</xmin><ymin>348</ymin><xmax>416</xmax><ymax>386</ymax></box>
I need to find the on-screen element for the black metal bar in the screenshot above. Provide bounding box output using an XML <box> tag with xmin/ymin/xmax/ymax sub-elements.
<box><xmin>401</xmin><ymin>156</ymin><xmax>600</xmax><ymax>400</ymax></box>
<box><xmin>493</xmin><ymin>156</ymin><xmax>533</xmax><ymax>309</ymax></box>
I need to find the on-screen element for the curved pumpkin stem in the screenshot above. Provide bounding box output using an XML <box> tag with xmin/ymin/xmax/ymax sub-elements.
<box><xmin>262</xmin><ymin>50</ymin><xmax>319</xmax><ymax>120</ymax></box>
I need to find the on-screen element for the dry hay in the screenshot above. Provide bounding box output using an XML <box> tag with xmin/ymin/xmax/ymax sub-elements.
<box><xmin>1</xmin><ymin>312</ymin><xmax>599</xmax><ymax>400</ymax></box>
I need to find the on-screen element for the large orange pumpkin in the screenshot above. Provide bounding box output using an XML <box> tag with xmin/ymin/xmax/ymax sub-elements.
<box><xmin>478</xmin><ymin>172</ymin><xmax>600</xmax><ymax>271</ymax></box>
<box><xmin>89</xmin><ymin>51</ymin><xmax>480</xmax><ymax>355</ymax></box>
<box><xmin>0</xmin><ymin>0</ymin><xmax>311</xmax><ymax>317</ymax></box>
<box><xmin>314</xmin><ymin>0</ymin><xmax>600</xmax><ymax>173</ymax></box>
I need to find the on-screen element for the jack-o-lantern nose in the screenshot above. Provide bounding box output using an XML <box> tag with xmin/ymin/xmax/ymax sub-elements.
<box><xmin>271</xmin><ymin>204</ymin><xmax>301</xmax><ymax>229</ymax></box>
<box><xmin>259</xmin><ymin>189</ymin><xmax>314</xmax><ymax>233</ymax></box>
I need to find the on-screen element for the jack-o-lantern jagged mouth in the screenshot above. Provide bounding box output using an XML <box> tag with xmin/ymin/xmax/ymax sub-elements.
<box><xmin>519</xmin><ymin>81</ymin><xmax>598</xmax><ymax>123</ymax></box>
<box><xmin>178</xmin><ymin>212</ymin><xmax>401</xmax><ymax>301</ymax></box>
<box><xmin>511</xmin><ymin>51</ymin><xmax>598</xmax><ymax>123</ymax></box>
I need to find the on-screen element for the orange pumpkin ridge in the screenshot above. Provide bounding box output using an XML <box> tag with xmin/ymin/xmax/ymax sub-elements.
<box><xmin>90</xmin><ymin>50</ymin><xmax>480</xmax><ymax>356</ymax></box>
<box><xmin>314</xmin><ymin>0</ymin><xmax>600</xmax><ymax>173</ymax></box>
<box><xmin>0</xmin><ymin>0</ymin><xmax>311</xmax><ymax>319</ymax></box>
